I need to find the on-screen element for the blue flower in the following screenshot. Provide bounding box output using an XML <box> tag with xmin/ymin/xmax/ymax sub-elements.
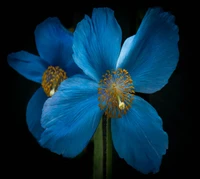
<box><xmin>40</xmin><ymin>7</ymin><xmax>179</xmax><ymax>174</ymax></box>
<box><xmin>7</xmin><ymin>17</ymin><xmax>82</xmax><ymax>141</ymax></box>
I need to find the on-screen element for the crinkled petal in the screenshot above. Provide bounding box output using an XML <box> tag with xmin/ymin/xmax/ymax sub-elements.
<box><xmin>35</xmin><ymin>17</ymin><xmax>78</xmax><ymax>74</ymax></box>
<box><xmin>39</xmin><ymin>76</ymin><xmax>103</xmax><ymax>157</ymax></box>
<box><xmin>117</xmin><ymin>7</ymin><xmax>179</xmax><ymax>93</ymax></box>
<box><xmin>7</xmin><ymin>51</ymin><xmax>48</xmax><ymax>83</ymax></box>
<box><xmin>73</xmin><ymin>7</ymin><xmax>122</xmax><ymax>82</ymax></box>
<box><xmin>111</xmin><ymin>95</ymin><xmax>168</xmax><ymax>174</ymax></box>
<box><xmin>26</xmin><ymin>87</ymin><xmax>47</xmax><ymax>141</ymax></box>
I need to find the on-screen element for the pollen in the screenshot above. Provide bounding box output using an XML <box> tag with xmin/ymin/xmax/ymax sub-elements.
<box><xmin>98</xmin><ymin>68</ymin><xmax>135</xmax><ymax>118</ymax></box>
<box><xmin>41</xmin><ymin>66</ymin><xmax>67</xmax><ymax>97</ymax></box>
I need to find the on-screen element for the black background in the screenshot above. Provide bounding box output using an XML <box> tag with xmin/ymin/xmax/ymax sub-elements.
<box><xmin>3</xmin><ymin>1</ymin><xmax>191</xmax><ymax>178</ymax></box>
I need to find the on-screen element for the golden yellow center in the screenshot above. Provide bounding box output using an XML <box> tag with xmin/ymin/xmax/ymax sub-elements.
<box><xmin>42</xmin><ymin>66</ymin><xmax>67</xmax><ymax>97</ymax></box>
<box><xmin>98</xmin><ymin>68</ymin><xmax>135</xmax><ymax>118</ymax></box>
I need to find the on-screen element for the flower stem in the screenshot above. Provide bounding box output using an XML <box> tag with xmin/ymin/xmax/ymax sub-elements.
<box><xmin>93</xmin><ymin>115</ymin><xmax>112</xmax><ymax>179</ymax></box>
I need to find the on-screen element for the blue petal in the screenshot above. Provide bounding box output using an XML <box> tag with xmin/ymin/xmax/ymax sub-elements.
<box><xmin>39</xmin><ymin>76</ymin><xmax>103</xmax><ymax>157</ymax></box>
<box><xmin>65</xmin><ymin>58</ymin><xmax>84</xmax><ymax>77</ymax></box>
<box><xmin>35</xmin><ymin>17</ymin><xmax>79</xmax><ymax>75</ymax></box>
<box><xmin>116</xmin><ymin>7</ymin><xmax>179</xmax><ymax>93</ymax></box>
<box><xmin>111</xmin><ymin>95</ymin><xmax>168</xmax><ymax>174</ymax></box>
<box><xmin>26</xmin><ymin>87</ymin><xmax>47</xmax><ymax>141</ymax></box>
<box><xmin>73</xmin><ymin>7</ymin><xmax>122</xmax><ymax>82</ymax></box>
<box><xmin>7</xmin><ymin>51</ymin><xmax>48</xmax><ymax>83</ymax></box>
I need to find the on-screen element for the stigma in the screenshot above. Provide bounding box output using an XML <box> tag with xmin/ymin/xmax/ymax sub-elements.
<box><xmin>42</xmin><ymin>66</ymin><xmax>67</xmax><ymax>97</ymax></box>
<box><xmin>98</xmin><ymin>68</ymin><xmax>135</xmax><ymax>118</ymax></box>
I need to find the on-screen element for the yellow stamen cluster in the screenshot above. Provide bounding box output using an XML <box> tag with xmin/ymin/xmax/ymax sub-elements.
<box><xmin>42</xmin><ymin>66</ymin><xmax>67</xmax><ymax>97</ymax></box>
<box><xmin>98</xmin><ymin>68</ymin><xmax>135</xmax><ymax>118</ymax></box>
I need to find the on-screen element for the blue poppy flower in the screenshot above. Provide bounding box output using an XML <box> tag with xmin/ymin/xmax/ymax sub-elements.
<box><xmin>40</xmin><ymin>7</ymin><xmax>179</xmax><ymax>174</ymax></box>
<box><xmin>7</xmin><ymin>17</ymin><xmax>82</xmax><ymax>141</ymax></box>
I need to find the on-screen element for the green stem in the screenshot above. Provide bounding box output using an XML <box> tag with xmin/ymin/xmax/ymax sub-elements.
<box><xmin>93</xmin><ymin>115</ymin><xmax>112</xmax><ymax>179</ymax></box>
<box><xmin>105</xmin><ymin>115</ymin><xmax>112</xmax><ymax>179</ymax></box>
<box><xmin>93</xmin><ymin>118</ymin><xmax>103</xmax><ymax>179</ymax></box>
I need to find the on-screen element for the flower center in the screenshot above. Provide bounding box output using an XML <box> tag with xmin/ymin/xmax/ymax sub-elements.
<box><xmin>98</xmin><ymin>68</ymin><xmax>135</xmax><ymax>118</ymax></box>
<box><xmin>42</xmin><ymin>66</ymin><xmax>67</xmax><ymax>97</ymax></box>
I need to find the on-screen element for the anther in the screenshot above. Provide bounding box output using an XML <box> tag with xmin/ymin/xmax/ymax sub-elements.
<box><xmin>98</xmin><ymin>68</ymin><xmax>134</xmax><ymax>118</ymax></box>
<box><xmin>42</xmin><ymin>66</ymin><xmax>67</xmax><ymax>97</ymax></box>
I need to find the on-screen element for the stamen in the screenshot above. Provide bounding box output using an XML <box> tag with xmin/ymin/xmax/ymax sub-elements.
<box><xmin>117</xmin><ymin>96</ymin><xmax>125</xmax><ymax>110</ymax></box>
<box><xmin>42</xmin><ymin>66</ymin><xmax>67</xmax><ymax>97</ymax></box>
<box><xmin>98</xmin><ymin>68</ymin><xmax>135</xmax><ymax>118</ymax></box>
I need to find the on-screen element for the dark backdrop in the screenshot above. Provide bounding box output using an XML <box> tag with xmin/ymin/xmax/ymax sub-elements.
<box><xmin>3</xmin><ymin>1</ymin><xmax>190</xmax><ymax>178</ymax></box>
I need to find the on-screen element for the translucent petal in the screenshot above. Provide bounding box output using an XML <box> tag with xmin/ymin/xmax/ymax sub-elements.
<box><xmin>73</xmin><ymin>8</ymin><xmax>122</xmax><ymax>82</ymax></box>
<box><xmin>111</xmin><ymin>95</ymin><xmax>168</xmax><ymax>174</ymax></box>
<box><xmin>26</xmin><ymin>87</ymin><xmax>47</xmax><ymax>140</ymax></box>
<box><xmin>40</xmin><ymin>76</ymin><xmax>103</xmax><ymax>157</ymax></box>
<box><xmin>35</xmin><ymin>17</ymin><xmax>79</xmax><ymax>75</ymax></box>
<box><xmin>7</xmin><ymin>51</ymin><xmax>47</xmax><ymax>83</ymax></box>
<box><xmin>117</xmin><ymin>7</ymin><xmax>179</xmax><ymax>93</ymax></box>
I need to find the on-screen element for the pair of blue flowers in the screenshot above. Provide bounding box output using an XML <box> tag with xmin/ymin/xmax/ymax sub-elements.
<box><xmin>8</xmin><ymin>7</ymin><xmax>179</xmax><ymax>174</ymax></box>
